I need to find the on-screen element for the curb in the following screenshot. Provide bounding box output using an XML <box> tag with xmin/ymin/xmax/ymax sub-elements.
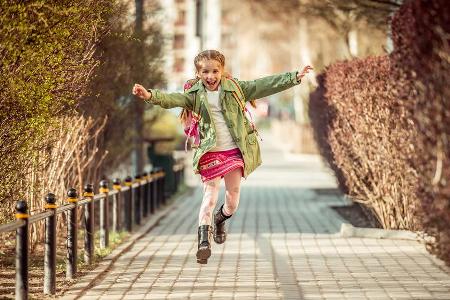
<box><xmin>339</xmin><ymin>222</ymin><xmax>435</xmax><ymax>243</ymax></box>
<box><xmin>60</xmin><ymin>187</ymin><xmax>195</xmax><ymax>300</ymax></box>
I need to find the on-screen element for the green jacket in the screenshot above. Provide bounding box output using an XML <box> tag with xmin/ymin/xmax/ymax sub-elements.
<box><xmin>145</xmin><ymin>71</ymin><xmax>300</xmax><ymax>178</ymax></box>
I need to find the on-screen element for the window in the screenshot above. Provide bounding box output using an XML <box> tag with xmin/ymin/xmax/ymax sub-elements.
<box><xmin>173</xmin><ymin>34</ymin><xmax>185</xmax><ymax>49</ymax></box>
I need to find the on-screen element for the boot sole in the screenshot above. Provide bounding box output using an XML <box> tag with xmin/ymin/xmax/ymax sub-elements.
<box><xmin>213</xmin><ymin>234</ymin><xmax>226</xmax><ymax>244</ymax></box>
<box><xmin>196</xmin><ymin>247</ymin><xmax>211</xmax><ymax>264</ymax></box>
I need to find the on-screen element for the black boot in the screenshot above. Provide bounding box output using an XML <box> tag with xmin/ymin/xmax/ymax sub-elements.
<box><xmin>213</xmin><ymin>204</ymin><xmax>232</xmax><ymax>244</ymax></box>
<box><xmin>196</xmin><ymin>225</ymin><xmax>212</xmax><ymax>264</ymax></box>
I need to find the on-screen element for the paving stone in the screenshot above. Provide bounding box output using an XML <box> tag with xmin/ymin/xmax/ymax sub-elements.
<box><xmin>62</xmin><ymin>135</ymin><xmax>450</xmax><ymax>300</ymax></box>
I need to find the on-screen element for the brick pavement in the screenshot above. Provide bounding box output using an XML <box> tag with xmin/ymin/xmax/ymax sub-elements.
<box><xmin>62</xmin><ymin>134</ymin><xmax>450</xmax><ymax>300</ymax></box>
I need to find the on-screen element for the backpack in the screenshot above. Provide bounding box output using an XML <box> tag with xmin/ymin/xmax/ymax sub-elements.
<box><xmin>181</xmin><ymin>79</ymin><xmax>201</xmax><ymax>151</ymax></box>
<box><xmin>181</xmin><ymin>78</ymin><xmax>261</xmax><ymax>152</ymax></box>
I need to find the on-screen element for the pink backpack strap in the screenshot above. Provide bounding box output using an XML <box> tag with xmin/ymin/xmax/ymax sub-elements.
<box><xmin>182</xmin><ymin>79</ymin><xmax>201</xmax><ymax>152</ymax></box>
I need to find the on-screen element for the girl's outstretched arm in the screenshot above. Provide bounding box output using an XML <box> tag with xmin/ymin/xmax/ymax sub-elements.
<box><xmin>237</xmin><ymin>65</ymin><xmax>313</xmax><ymax>101</ymax></box>
<box><xmin>132</xmin><ymin>83</ymin><xmax>194</xmax><ymax>110</ymax></box>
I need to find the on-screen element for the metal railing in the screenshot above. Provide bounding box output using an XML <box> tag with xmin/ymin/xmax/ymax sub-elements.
<box><xmin>0</xmin><ymin>164</ymin><xmax>185</xmax><ymax>300</ymax></box>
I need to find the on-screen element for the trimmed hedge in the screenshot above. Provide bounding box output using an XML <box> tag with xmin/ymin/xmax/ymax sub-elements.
<box><xmin>391</xmin><ymin>0</ymin><xmax>450</xmax><ymax>263</ymax></box>
<box><xmin>309</xmin><ymin>56</ymin><xmax>418</xmax><ymax>230</ymax></box>
<box><xmin>309</xmin><ymin>0</ymin><xmax>450</xmax><ymax>264</ymax></box>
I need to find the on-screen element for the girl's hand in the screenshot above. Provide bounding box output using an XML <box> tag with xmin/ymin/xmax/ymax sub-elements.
<box><xmin>297</xmin><ymin>65</ymin><xmax>314</xmax><ymax>81</ymax></box>
<box><xmin>132</xmin><ymin>83</ymin><xmax>151</xmax><ymax>100</ymax></box>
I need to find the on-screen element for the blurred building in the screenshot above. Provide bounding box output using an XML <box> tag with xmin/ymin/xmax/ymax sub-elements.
<box><xmin>160</xmin><ymin>0</ymin><xmax>229</xmax><ymax>91</ymax></box>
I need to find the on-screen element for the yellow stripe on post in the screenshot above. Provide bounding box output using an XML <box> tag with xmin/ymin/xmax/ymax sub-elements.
<box><xmin>83</xmin><ymin>192</ymin><xmax>94</xmax><ymax>197</ymax></box>
<box><xmin>99</xmin><ymin>188</ymin><xmax>109</xmax><ymax>194</ymax></box>
<box><xmin>67</xmin><ymin>197</ymin><xmax>78</xmax><ymax>203</ymax></box>
<box><xmin>113</xmin><ymin>185</ymin><xmax>121</xmax><ymax>191</ymax></box>
<box><xmin>15</xmin><ymin>213</ymin><xmax>29</xmax><ymax>219</ymax></box>
<box><xmin>44</xmin><ymin>204</ymin><xmax>58</xmax><ymax>209</ymax></box>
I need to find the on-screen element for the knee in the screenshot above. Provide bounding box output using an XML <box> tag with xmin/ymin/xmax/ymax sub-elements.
<box><xmin>204</xmin><ymin>180</ymin><xmax>220</xmax><ymax>192</ymax></box>
<box><xmin>227</xmin><ymin>186</ymin><xmax>240</xmax><ymax>199</ymax></box>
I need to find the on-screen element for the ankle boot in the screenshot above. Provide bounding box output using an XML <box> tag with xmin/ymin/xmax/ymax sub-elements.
<box><xmin>213</xmin><ymin>204</ymin><xmax>232</xmax><ymax>244</ymax></box>
<box><xmin>196</xmin><ymin>225</ymin><xmax>212</xmax><ymax>264</ymax></box>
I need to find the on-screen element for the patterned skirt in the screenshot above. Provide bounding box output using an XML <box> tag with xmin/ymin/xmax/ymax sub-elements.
<box><xmin>198</xmin><ymin>148</ymin><xmax>244</xmax><ymax>182</ymax></box>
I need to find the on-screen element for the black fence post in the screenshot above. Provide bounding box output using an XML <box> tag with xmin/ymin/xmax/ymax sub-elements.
<box><xmin>146</xmin><ymin>172</ymin><xmax>152</xmax><ymax>216</ymax></box>
<box><xmin>112</xmin><ymin>178</ymin><xmax>121</xmax><ymax>232</ymax></box>
<box><xmin>142</xmin><ymin>172</ymin><xmax>148</xmax><ymax>218</ymax></box>
<box><xmin>173</xmin><ymin>166</ymin><xmax>179</xmax><ymax>197</ymax></box>
<box><xmin>99</xmin><ymin>180</ymin><xmax>109</xmax><ymax>249</ymax></box>
<box><xmin>181</xmin><ymin>165</ymin><xmax>185</xmax><ymax>188</ymax></box>
<box><xmin>150</xmin><ymin>170</ymin><xmax>156</xmax><ymax>214</ymax></box>
<box><xmin>83</xmin><ymin>183</ymin><xmax>94</xmax><ymax>264</ymax></box>
<box><xmin>160</xmin><ymin>170</ymin><xmax>166</xmax><ymax>205</ymax></box>
<box><xmin>15</xmin><ymin>200</ymin><xmax>29</xmax><ymax>300</ymax></box>
<box><xmin>146</xmin><ymin>173</ymin><xmax>152</xmax><ymax>215</ymax></box>
<box><xmin>124</xmin><ymin>176</ymin><xmax>133</xmax><ymax>232</ymax></box>
<box><xmin>66</xmin><ymin>188</ymin><xmax>78</xmax><ymax>280</ymax></box>
<box><xmin>134</xmin><ymin>174</ymin><xmax>142</xmax><ymax>225</ymax></box>
<box><xmin>44</xmin><ymin>193</ymin><xmax>57</xmax><ymax>295</ymax></box>
<box><xmin>155</xmin><ymin>168</ymin><xmax>162</xmax><ymax>210</ymax></box>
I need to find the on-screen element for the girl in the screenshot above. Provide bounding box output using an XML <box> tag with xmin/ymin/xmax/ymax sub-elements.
<box><xmin>132</xmin><ymin>50</ymin><xmax>312</xmax><ymax>264</ymax></box>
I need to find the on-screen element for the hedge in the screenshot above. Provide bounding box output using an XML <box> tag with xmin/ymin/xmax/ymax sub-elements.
<box><xmin>309</xmin><ymin>0</ymin><xmax>450</xmax><ymax>264</ymax></box>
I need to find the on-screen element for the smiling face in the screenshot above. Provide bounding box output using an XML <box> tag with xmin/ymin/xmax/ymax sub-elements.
<box><xmin>195</xmin><ymin>59</ymin><xmax>224</xmax><ymax>91</ymax></box>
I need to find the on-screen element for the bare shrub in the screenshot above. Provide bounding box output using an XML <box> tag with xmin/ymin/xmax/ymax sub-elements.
<box><xmin>2</xmin><ymin>116</ymin><xmax>106</xmax><ymax>248</ymax></box>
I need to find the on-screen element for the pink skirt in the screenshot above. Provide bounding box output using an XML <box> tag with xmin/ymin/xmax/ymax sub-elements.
<box><xmin>198</xmin><ymin>148</ymin><xmax>244</xmax><ymax>182</ymax></box>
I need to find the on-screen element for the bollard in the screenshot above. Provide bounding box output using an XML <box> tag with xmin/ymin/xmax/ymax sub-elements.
<box><xmin>99</xmin><ymin>180</ymin><xmax>109</xmax><ymax>249</ymax></box>
<box><xmin>112</xmin><ymin>178</ymin><xmax>121</xmax><ymax>232</ymax></box>
<box><xmin>150</xmin><ymin>169</ymin><xmax>156</xmax><ymax>214</ymax></box>
<box><xmin>134</xmin><ymin>174</ymin><xmax>142</xmax><ymax>225</ymax></box>
<box><xmin>83</xmin><ymin>183</ymin><xmax>94</xmax><ymax>264</ymax></box>
<box><xmin>66</xmin><ymin>188</ymin><xmax>78</xmax><ymax>280</ymax></box>
<box><xmin>124</xmin><ymin>176</ymin><xmax>133</xmax><ymax>231</ymax></box>
<box><xmin>44</xmin><ymin>193</ymin><xmax>57</xmax><ymax>295</ymax></box>
<box><xmin>15</xmin><ymin>200</ymin><xmax>29</xmax><ymax>300</ymax></box>
<box><xmin>142</xmin><ymin>172</ymin><xmax>149</xmax><ymax>218</ymax></box>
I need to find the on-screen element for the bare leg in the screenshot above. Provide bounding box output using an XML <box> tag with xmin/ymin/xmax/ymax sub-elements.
<box><xmin>197</xmin><ymin>177</ymin><xmax>220</xmax><ymax>264</ymax></box>
<box><xmin>212</xmin><ymin>168</ymin><xmax>242</xmax><ymax>244</ymax></box>
<box><xmin>198</xmin><ymin>177</ymin><xmax>220</xmax><ymax>226</ymax></box>
<box><xmin>223</xmin><ymin>168</ymin><xmax>242</xmax><ymax>216</ymax></box>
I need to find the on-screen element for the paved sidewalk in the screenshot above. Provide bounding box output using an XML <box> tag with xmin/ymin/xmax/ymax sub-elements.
<box><xmin>63</xmin><ymin>133</ymin><xmax>450</xmax><ymax>300</ymax></box>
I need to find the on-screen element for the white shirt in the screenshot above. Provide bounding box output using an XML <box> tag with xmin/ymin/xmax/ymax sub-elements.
<box><xmin>206</xmin><ymin>89</ymin><xmax>238</xmax><ymax>151</ymax></box>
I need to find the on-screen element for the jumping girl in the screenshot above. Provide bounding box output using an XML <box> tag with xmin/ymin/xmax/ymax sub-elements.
<box><xmin>132</xmin><ymin>50</ymin><xmax>312</xmax><ymax>264</ymax></box>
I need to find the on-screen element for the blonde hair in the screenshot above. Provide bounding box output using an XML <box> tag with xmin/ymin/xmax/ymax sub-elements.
<box><xmin>194</xmin><ymin>50</ymin><xmax>225</xmax><ymax>71</ymax></box>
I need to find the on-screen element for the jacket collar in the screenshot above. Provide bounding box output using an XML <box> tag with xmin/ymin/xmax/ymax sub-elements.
<box><xmin>185</xmin><ymin>77</ymin><xmax>239</xmax><ymax>93</ymax></box>
<box><xmin>221</xmin><ymin>77</ymin><xmax>240</xmax><ymax>92</ymax></box>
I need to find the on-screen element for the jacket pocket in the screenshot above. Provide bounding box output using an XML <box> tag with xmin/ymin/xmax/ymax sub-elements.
<box><xmin>247</xmin><ymin>131</ymin><xmax>257</xmax><ymax>145</ymax></box>
<box><xmin>245</xmin><ymin>131</ymin><xmax>260</xmax><ymax>173</ymax></box>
